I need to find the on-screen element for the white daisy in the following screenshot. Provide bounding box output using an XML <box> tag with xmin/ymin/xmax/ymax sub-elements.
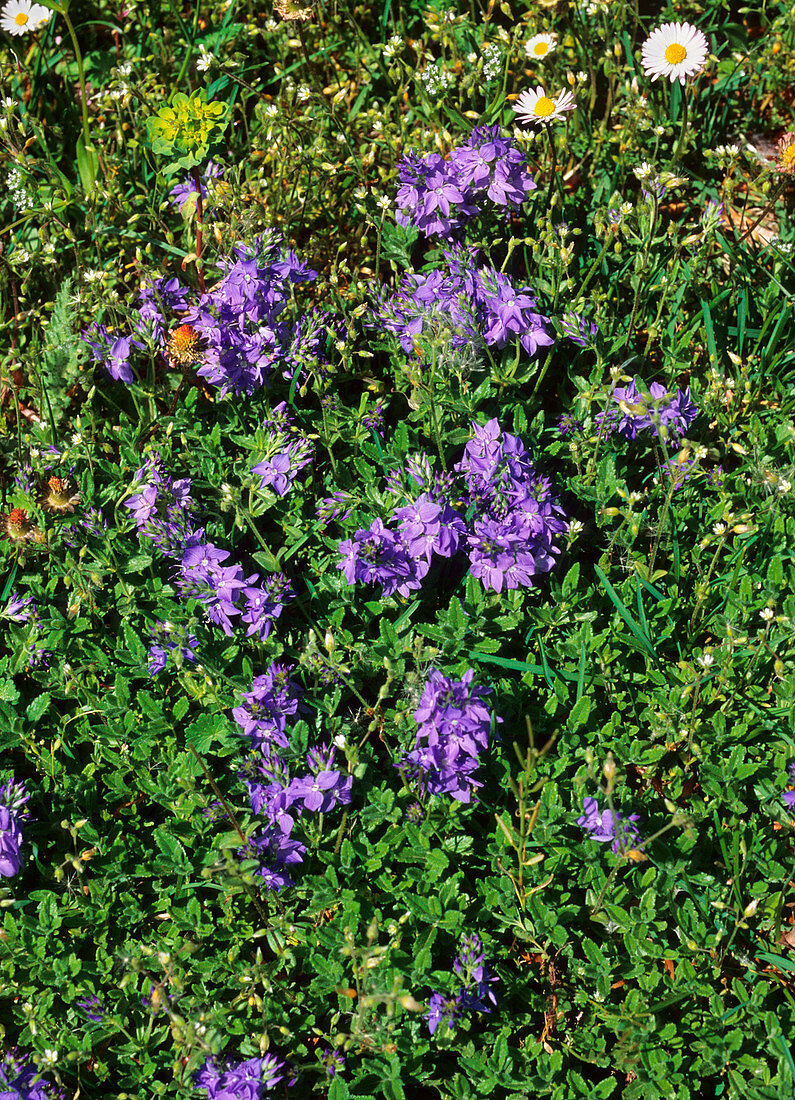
<box><xmin>0</xmin><ymin>0</ymin><xmax>49</xmax><ymax>33</ymax></box>
<box><xmin>640</xmin><ymin>22</ymin><xmax>709</xmax><ymax>85</ymax></box>
<box><xmin>525</xmin><ymin>33</ymin><xmax>557</xmax><ymax>60</ymax></box>
<box><xmin>0</xmin><ymin>0</ymin><xmax>50</xmax><ymax>34</ymax></box>
<box><xmin>513</xmin><ymin>85</ymin><xmax>576</xmax><ymax>127</ymax></box>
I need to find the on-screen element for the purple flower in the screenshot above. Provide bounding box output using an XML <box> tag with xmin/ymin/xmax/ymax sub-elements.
<box><xmin>194</xmin><ymin>1052</ymin><xmax>285</xmax><ymax>1098</ymax></box>
<box><xmin>560</xmin><ymin>309</ymin><xmax>598</xmax><ymax>348</ymax></box>
<box><xmin>0</xmin><ymin>779</ymin><xmax>30</xmax><ymax>878</ymax></box>
<box><xmin>0</xmin><ymin>1049</ymin><xmax>60</xmax><ymax>1099</ymax></box>
<box><xmin>243</xmin><ymin>827</ymin><xmax>307</xmax><ymax>892</ymax></box>
<box><xmin>285</xmin><ymin>746</ymin><xmax>353</xmax><ymax>814</ymax></box>
<box><xmin>147</xmin><ymin>621</ymin><xmax>199</xmax><ymax>676</ymax></box>
<box><xmin>320</xmin><ymin>1048</ymin><xmax>345</xmax><ymax>1079</ymax></box>
<box><xmin>395</xmin><ymin>126</ymin><xmax>535</xmax><ymax>239</ymax></box>
<box><xmin>396</xmin><ymin>669</ymin><xmax>498</xmax><ymax>803</ymax></box>
<box><xmin>170</xmin><ymin>160</ymin><xmax>224</xmax><ymax>214</ymax></box>
<box><xmin>178</xmin><ymin>543</ymin><xmax>248</xmax><ymax>636</ymax></box>
<box><xmin>125</xmin><ymin>456</ymin><xmax>199</xmax><ymax>558</ymax></box>
<box><xmin>252</xmin><ymin>437</ymin><xmax>314</xmax><ymax>497</ymax></box>
<box><xmin>232</xmin><ymin>664</ymin><xmax>304</xmax><ymax>751</ymax></box>
<box><xmin>577</xmin><ymin>796</ymin><xmax>642</xmax><ymax>853</ymax></box>
<box><xmin>3</xmin><ymin>591</ymin><xmax>33</xmax><ymax>622</ymax></box>
<box><xmin>240</xmin><ymin>573</ymin><xmax>293</xmax><ymax>643</ymax></box>
<box><xmin>316</xmin><ymin>491</ymin><xmax>355</xmax><ymax>524</ymax></box>
<box><xmin>426</xmin><ymin>932</ymin><xmax>498</xmax><ymax>1036</ymax></box>
<box><xmin>338</xmin><ymin>518</ymin><xmax>428</xmax><ymax>598</ymax></box>
<box><xmin>371</xmin><ymin>246</ymin><xmax>552</xmax><ymax>362</ymax></box>
<box><xmin>604</xmin><ymin>379</ymin><xmax>698</xmax><ymax>445</ymax></box>
<box><xmin>784</xmin><ymin>764</ymin><xmax>795</xmax><ymax>811</ymax></box>
<box><xmin>76</xmin><ymin>995</ymin><xmax>105</xmax><ymax>1022</ymax></box>
<box><xmin>426</xmin><ymin>991</ymin><xmax>464</xmax><ymax>1035</ymax></box>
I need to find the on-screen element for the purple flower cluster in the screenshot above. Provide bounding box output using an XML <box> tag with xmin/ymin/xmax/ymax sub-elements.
<box><xmin>597</xmin><ymin>379</ymin><xmax>698</xmax><ymax>445</ymax></box>
<box><xmin>179</xmin><ymin>546</ymin><xmax>293</xmax><ymax>642</ymax></box>
<box><xmin>783</xmin><ymin>763</ymin><xmax>795</xmax><ymax>812</ymax></box>
<box><xmin>559</xmin><ymin>309</ymin><xmax>598</xmax><ymax>349</ymax></box>
<box><xmin>426</xmin><ymin>933</ymin><xmax>498</xmax><ymax>1036</ymax></box>
<box><xmin>338</xmin><ymin>420</ymin><xmax>566</xmax><ymax>597</ymax></box>
<box><xmin>251</xmin><ymin>403</ymin><xmax>314</xmax><ymax>497</ymax></box>
<box><xmin>147</xmin><ymin>620</ymin><xmax>200</xmax><ymax>676</ymax></box>
<box><xmin>234</xmin><ymin>666</ymin><xmax>352</xmax><ymax>890</ymax></box>
<box><xmin>125</xmin><ymin>454</ymin><xmax>198</xmax><ymax>559</ymax></box>
<box><xmin>396</xmin><ymin>670</ymin><xmax>497</xmax><ymax>804</ymax></box>
<box><xmin>0</xmin><ymin>1050</ymin><xmax>61</xmax><ymax>1100</ymax></box>
<box><xmin>82</xmin><ymin>231</ymin><xmax>320</xmax><ymax>395</ymax></box>
<box><xmin>577</xmin><ymin>796</ymin><xmax>642</xmax><ymax>853</ymax></box>
<box><xmin>373</xmin><ymin>245</ymin><xmax>553</xmax><ymax>362</ymax></box>
<box><xmin>124</xmin><ymin>455</ymin><xmax>294</xmax><ymax>650</ymax></box>
<box><xmin>395</xmin><ymin>125</ymin><xmax>536</xmax><ymax>238</ymax></box>
<box><xmin>0</xmin><ymin>778</ymin><xmax>30</xmax><ymax>878</ymax></box>
<box><xmin>194</xmin><ymin>1052</ymin><xmax>285</xmax><ymax>1099</ymax></box>
<box><xmin>3</xmin><ymin>591</ymin><xmax>33</xmax><ymax>622</ymax></box>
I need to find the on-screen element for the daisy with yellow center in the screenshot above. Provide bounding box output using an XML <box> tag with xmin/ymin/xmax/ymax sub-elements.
<box><xmin>640</xmin><ymin>22</ymin><xmax>709</xmax><ymax>85</ymax></box>
<box><xmin>777</xmin><ymin>133</ymin><xmax>795</xmax><ymax>175</ymax></box>
<box><xmin>513</xmin><ymin>85</ymin><xmax>576</xmax><ymax>128</ymax></box>
<box><xmin>0</xmin><ymin>0</ymin><xmax>51</xmax><ymax>36</ymax></box>
<box><xmin>525</xmin><ymin>33</ymin><xmax>556</xmax><ymax>60</ymax></box>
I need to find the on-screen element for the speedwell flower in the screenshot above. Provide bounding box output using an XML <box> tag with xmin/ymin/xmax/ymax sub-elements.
<box><xmin>513</xmin><ymin>85</ymin><xmax>575</xmax><ymax>127</ymax></box>
<box><xmin>0</xmin><ymin>0</ymin><xmax>50</xmax><ymax>35</ymax></box>
<box><xmin>525</xmin><ymin>33</ymin><xmax>556</xmax><ymax>60</ymax></box>
<box><xmin>640</xmin><ymin>22</ymin><xmax>709</xmax><ymax>85</ymax></box>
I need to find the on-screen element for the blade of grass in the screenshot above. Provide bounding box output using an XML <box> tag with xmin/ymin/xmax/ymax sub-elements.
<box><xmin>593</xmin><ymin>564</ymin><xmax>657</xmax><ymax>660</ymax></box>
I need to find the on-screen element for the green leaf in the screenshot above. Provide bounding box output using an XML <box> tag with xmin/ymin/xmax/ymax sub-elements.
<box><xmin>76</xmin><ymin>132</ymin><xmax>100</xmax><ymax>194</ymax></box>
<box><xmin>26</xmin><ymin>694</ymin><xmax>50</xmax><ymax>722</ymax></box>
<box><xmin>567</xmin><ymin>695</ymin><xmax>591</xmax><ymax>730</ymax></box>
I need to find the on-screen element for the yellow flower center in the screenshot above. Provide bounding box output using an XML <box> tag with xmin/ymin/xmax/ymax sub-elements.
<box><xmin>533</xmin><ymin>42</ymin><xmax>549</xmax><ymax>56</ymax></box>
<box><xmin>534</xmin><ymin>96</ymin><xmax>555</xmax><ymax>117</ymax></box>
<box><xmin>782</xmin><ymin>145</ymin><xmax>795</xmax><ymax>171</ymax></box>
<box><xmin>14</xmin><ymin>11</ymin><xmax>29</xmax><ymax>24</ymax></box>
<box><xmin>664</xmin><ymin>42</ymin><xmax>687</xmax><ymax>65</ymax></box>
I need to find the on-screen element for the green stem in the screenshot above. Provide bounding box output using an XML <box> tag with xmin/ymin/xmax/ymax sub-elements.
<box><xmin>55</xmin><ymin>4</ymin><xmax>91</xmax><ymax>151</ymax></box>
<box><xmin>670</xmin><ymin>89</ymin><xmax>689</xmax><ymax>167</ymax></box>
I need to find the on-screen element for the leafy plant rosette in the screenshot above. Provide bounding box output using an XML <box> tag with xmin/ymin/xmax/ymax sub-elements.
<box><xmin>145</xmin><ymin>90</ymin><xmax>231</xmax><ymax>177</ymax></box>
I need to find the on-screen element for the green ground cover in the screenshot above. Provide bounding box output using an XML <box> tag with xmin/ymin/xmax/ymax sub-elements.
<box><xmin>1</xmin><ymin>0</ymin><xmax>795</xmax><ymax>1096</ymax></box>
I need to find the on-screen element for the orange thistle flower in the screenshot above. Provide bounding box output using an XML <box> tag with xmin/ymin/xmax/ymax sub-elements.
<box><xmin>777</xmin><ymin>132</ymin><xmax>795</xmax><ymax>175</ymax></box>
<box><xmin>167</xmin><ymin>323</ymin><xmax>202</xmax><ymax>367</ymax></box>
<box><xmin>0</xmin><ymin>508</ymin><xmax>42</xmax><ymax>543</ymax></box>
<box><xmin>38</xmin><ymin>476</ymin><xmax>80</xmax><ymax>514</ymax></box>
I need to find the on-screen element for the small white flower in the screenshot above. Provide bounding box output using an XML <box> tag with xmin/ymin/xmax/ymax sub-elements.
<box><xmin>525</xmin><ymin>32</ymin><xmax>556</xmax><ymax>60</ymax></box>
<box><xmin>640</xmin><ymin>22</ymin><xmax>709</xmax><ymax>85</ymax></box>
<box><xmin>0</xmin><ymin>0</ymin><xmax>50</xmax><ymax>34</ymax></box>
<box><xmin>760</xmin><ymin>607</ymin><xmax>775</xmax><ymax>622</ymax></box>
<box><xmin>777</xmin><ymin>478</ymin><xmax>792</xmax><ymax>493</ymax></box>
<box><xmin>263</xmin><ymin>103</ymin><xmax>278</xmax><ymax>118</ymax></box>
<box><xmin>196</xmin><ymin>45</ymin><xmax>213</xmax><ymax>72</ymax></box>
<box><xmin>513</xmin><ymin>85</ymin><xmax>576</xmax><ymax>127</ymax></box>
<box><xmin>40</xmin><ymin>1049</ymin><xmax>58</xmax><ymax>1069</ymax></box>
<box><xmin>712</xmin><ymin>522</ymin><xmax>726</xmax><ymax>536</ymax></box>
<box><xmin>633</xmin><ymin>162</ymin><xmax>654</xmax><ymax>181</ymax></box>
<box><xmin>698</xmin><ymin>653</ymin><xmax>714</xmax><ymax>669</ymax></box>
